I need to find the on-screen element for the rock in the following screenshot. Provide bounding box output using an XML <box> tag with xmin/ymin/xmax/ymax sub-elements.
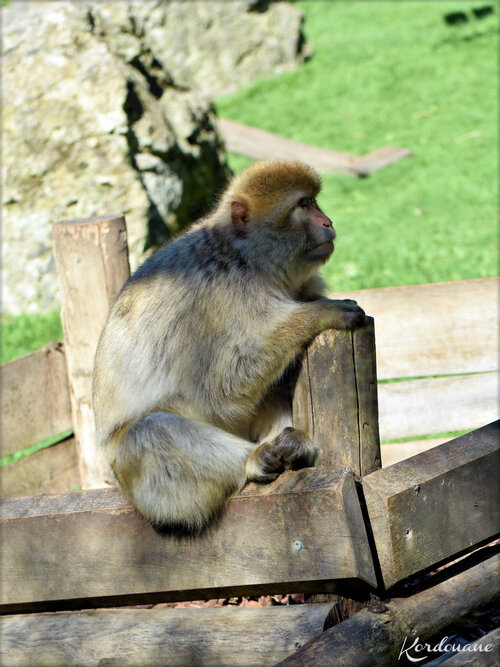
<box><xmin>2</xmin><ymin>0</ymin><xmax>309</xmax><ymax>314</ymax></box>
<box><xmin>90</xmin><ymin>0</ymin><xmax>311</xmax><ymax>98</ymax></box>
<box><xmin>2</xmin><ymin>2</ymin><xmax>229</xmax><ymax>313</ymax></box>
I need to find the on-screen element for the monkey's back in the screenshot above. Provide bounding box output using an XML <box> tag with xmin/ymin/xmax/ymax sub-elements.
<box><xmin>93</xmin><ymin>223</ymin><xmax>284</xmax><ymax>445</ymax></box>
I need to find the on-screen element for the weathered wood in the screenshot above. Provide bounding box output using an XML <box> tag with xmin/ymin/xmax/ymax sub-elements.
<box><xmin>219</xmin><ymin>118</ymin><xmax>358</xmax><ymax>175</ymax></box>
<box><xmin>0</xmin><ymin>342</ymin><xmax>72</xmax><ymax>457</ymax></box>
<box><xmin>362</xmin><ymin>421</ymin><xmax>500</xmax><ymax>589</ymax></box>
<box><xmin>354</xmin><ymin>145</ymin><xmax>413</xmax><ymax>176</ymax></box>
<box><xmin>292</xmin><ymin>318</ymin><xmax>381</xmax><ymax>476</ymax></box>
<box><xmin>0</xmin><ymin>437</ymin><xmax>79</xmax><ymax>498</ymax></box>
<box><xmin>0</xmin><ymin>466</ymin><xmax>377</xmax><ymax>612</ymax></box>
<box><xmin>53</xmin><ymin>214</ymin><xmax>130</xmax><ymax>488</ymax></box>
<box><xmin>278</xmin><ymin>550</ymin><xmax>500</xmax><ymax>666</ymax></box>
<box><xmin>378</xmin><ymin>371</ymin><xmax>499</xmax><ymax>441</ymax></box>
<box><xmin>381</xmin><ymin>437</ymin><xmax>449</xmax><ymax>468</ymax></box>
<box><xmin>330</xmin><ymin>278</ymin><xmax>498</xmax><ymax>379</ymax></box>
<box><xmin>444</xmin><ymin>627</ymin><xmax>500</xmax><ymax>666</ymax></box>
<box><xmin>0</xmin><ymin>603</ymin><xmax>331</xmax><ymax>667</ymax></box>
<box><xmin>218</xmin><ymin>118</ymin><xmax>411</xmax><ymax>176</ymax></box>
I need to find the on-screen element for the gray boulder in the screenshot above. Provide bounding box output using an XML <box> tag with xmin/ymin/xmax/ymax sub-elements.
<box><xmin>2</xmin><ymin>0</ymin><xmax>309</xmax><ymax>313</ymax></box>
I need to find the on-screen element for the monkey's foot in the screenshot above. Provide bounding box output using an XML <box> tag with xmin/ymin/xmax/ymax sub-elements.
<box><xmin>245</xmin><ymin>427</ymin><xmax>318</xmax><ymax>483</ymax></box>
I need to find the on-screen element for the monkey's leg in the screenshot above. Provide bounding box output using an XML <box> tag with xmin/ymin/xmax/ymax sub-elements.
<box><xmin>110</xmin><ymin>412</ymin><xmax>256</xmax><ymax>531</ymax></box>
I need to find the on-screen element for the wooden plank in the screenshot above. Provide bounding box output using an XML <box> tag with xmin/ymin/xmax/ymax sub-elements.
<box><xmin>378</xmin><ymin>371</ymin><xmax>499</xmax><ymax>441</ymax></box>
<box><xmin>0</xmin><ymin>342</ymin><xmax>72</xmax><ymax>457</ymax></box>
<box><xmin>381</xmin><ymin>438</ymin><xmax>449</xmax><ymax>468</ymax></box>
<box><xmin>0</xmin><ymin>437</ymin><xmax>79</xmax><ymax>498</ymax></box>
<box><xmin>218</xmin><ymin>118</ymin><xmax>411</xmax><ymax>176</ymax></box>
<box><xmin>330</xmin><ymin>278</ymin><xmax>498</xmax><ymax>379</ymax></box>
<box><xmin>444</xmin><ymin>627</ymin><xmax>500</xmax><ymax>666</ymax></box>
<box><xmin>292</xmin><ymin>318</ymin><xmax>381</xmax><ymax>476</ymax></box>
<box><xmin>219</xmin><ymin>118</ymin><xmax>359</xmax><ymax>175</ymax></box>
<box><xmin>362</xmin><ymin>421</ymin><xmax>500</xmax><ymax>590</ymax></box>
<box><xmin>0</xmin><ymin>466</ymin><xmax>377</xmax><ymax>612</ymax></box>
<box><xmin>353</xmin><ymin>145</ymin><xmax>412</xmax><ymax>176</ymax></box>
<box><xmin>53</xmin><ymin>214</ymin><xmax>131</xmax><ymax>488</ymax></box>
<box><xmin>279</xmin><ymin>550</ymin><xmax>500</xmax><ymax>665</ymax></box>
<box><xmin>0</xmin><ymin>603</ymin><xmax>332</xmax><ymax>667</ymax></box>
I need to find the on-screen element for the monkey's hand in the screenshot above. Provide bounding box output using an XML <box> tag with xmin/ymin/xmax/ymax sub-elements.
<box><xmin>313</xmin><ymin>297</ymin><xmax>366</xmax><ymax>331</ymax></box>
<box><xmin>245</xmin><ymin>427</ymin><xmax>318</xmax><ymax>483</ymax></box>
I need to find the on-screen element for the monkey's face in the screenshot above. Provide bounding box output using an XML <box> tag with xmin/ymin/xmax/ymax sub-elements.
<box><xmin>287</xmin><ymin>196</ymin><xmax>336</xmax><ymax>263</ymax></box>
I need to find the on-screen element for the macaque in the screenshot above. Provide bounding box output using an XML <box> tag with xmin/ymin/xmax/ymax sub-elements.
<box><xmin>92</xmin><ymin>160</ymin><xmax>365</xmax><ymax>531</ymax></box>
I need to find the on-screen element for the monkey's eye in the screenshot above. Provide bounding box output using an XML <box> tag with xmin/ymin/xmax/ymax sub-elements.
<box><xmin>298</xmin><ymin>198</ymin><xmax>311</xmax><ymax>209</ymax></box>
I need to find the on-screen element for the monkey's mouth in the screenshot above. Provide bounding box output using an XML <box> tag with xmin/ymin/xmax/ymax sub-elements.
<box><xmin>305</xmin><ymin>241</ymin><xmax>334</xmax><ymax>260</ymax></box>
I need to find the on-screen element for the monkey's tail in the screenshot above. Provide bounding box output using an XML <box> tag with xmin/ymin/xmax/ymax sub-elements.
<box><xmin>108</xmin><ymin>412</ymin><xmax>256</xmax><ymax>532</ymax></box>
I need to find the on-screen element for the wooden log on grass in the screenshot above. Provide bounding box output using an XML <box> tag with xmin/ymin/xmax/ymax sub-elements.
<box><xmin>292</xmin><ymin>317</ymin><xmax>381</xmax><ymax>477</ymax></box>
<box><xmin>0</xmin><ymin>465</ymin><xmax>377</xmax><ymax>613</ymax></box>
<box><xmin>53</xmin><ymin>215</ymin><xmax>130</xmax><ymax>488</ymax></box>
<box><xmin>278</xmin><ymin>549</ymin><xmax>500</xmax><ymax>666</ymax></box>
<box><xmin>0</xmin><ymin>603</ymin><xmax>332</xmax><ymax>667</ymax></box>
<box><xmin>363</xmin><ymin>420</ymin><xmax>500</xmax><ymax>590</ymax></box>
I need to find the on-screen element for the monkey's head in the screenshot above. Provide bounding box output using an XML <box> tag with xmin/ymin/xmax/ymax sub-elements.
<box><xmin>218</xmin><ymin>160</ymin><xmax>336</xmax><ymax>286</ymax></box>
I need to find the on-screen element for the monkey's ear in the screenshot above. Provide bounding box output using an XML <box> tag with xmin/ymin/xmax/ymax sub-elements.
<box><xmin>231</xmin><ymin>200</ymin><xmax>249</xmax><ymax>229</ymax></box>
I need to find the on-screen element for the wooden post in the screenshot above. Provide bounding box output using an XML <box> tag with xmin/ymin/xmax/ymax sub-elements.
<box><xmin>53</xmin><ymin>215</ymin><xmax>130</xmax><ymax>488</ymax></box>
<box><xmin>293</xmin><ymin>317</ymin><xmax>381</xmax><ymax>477</ymax></box>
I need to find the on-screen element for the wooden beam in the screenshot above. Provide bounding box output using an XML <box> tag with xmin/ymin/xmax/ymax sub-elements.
<box><xmin>444</xmin><ymin>627</ymin><xmax>500</xmax><ymax>666</ymax></box>
<box><xmin>381</xmin><ymin>438</ymin><xmax>449</xmax><ymax>468</ymax></box>
<box><xmin>0</xmin><ymin>466</ymin><xmax>377</xmax><ymax>613</ymax></box>
<box><xmin>53</xmin><ymin>215</ymin><xmax>130</xmax><ymax>488</ymax></box>
<box><xmin>330</xmin><ymin>278</ymin><xmax>498</xmax><ymax>379</ymax></box>
<box><xmin>378</xmin><ymin>371</ymin><xmax>499</xmax><ymax>441</ymax></box>
<box><xmin>292</xmin><ymin>318</ymin><xmax>381</xmax><ymax>476</ymax></box>
<box><xmin>0</xmin><ymin>437</ymin><xmax>79</xmax><ymax>499</ymax></box>
<box><xmin>362</xmin><ymin>421</ymin><xmax>500</xmax><ymax>590</ymax></box>
<box><xmin>218</xmin><ymin>118</ymin><xmax>412</xmax><ymax>176</ymax></box>
<box><xmin>0</xmin><ymin>342</ymin><xmax>72</xmax><ymax>457</ymax></box>
<box><xmin>0</xmin><ymin>603</ymin><xmax>331</xmax><ymax>667</ymax></box>
<box><xmin>219</xmin><ymin>118</ymin><xmax>358</xmax><ymax>175</ymax></box>
<box><xmin>278</xmin><ymin>549</ymin><xmax>500</xmax><ymax>665</ymax></box>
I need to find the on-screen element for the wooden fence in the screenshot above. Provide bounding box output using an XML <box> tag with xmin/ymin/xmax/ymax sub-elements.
<box><xmin>0</xmin><ymin>214</ymin><xmax>498</xmax><ymax>665</ymax></box>
<box><xmin>2</xmin><ymin>276</ymin><xmax>496</xmax><ymax>496</ymax></box>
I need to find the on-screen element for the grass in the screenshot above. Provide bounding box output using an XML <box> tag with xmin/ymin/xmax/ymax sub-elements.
<box><xmin>0</xmin><ymin>429</ymin><xmax>73</xmax><ymax>467</ymax></box>
<box><xmin>2</xmin><ymin>1</ymin><xmax>497</xmax><ymax>362</ymax></box>
<box><xmin>1</xmin><ymin>310</ymin><xmax>63</xmax><ymax>364</ymax></box>
<box><xmin>217</xmin><ymin>1</ymin><xmax>498</xmax><ymax>292</ymax></box>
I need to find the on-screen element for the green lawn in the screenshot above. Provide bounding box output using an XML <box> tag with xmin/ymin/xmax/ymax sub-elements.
<box><xmin>1</xmin><ymin>311</ymin><xmax>63</xmax><ymax>365</ymax></box>
<box><xmin>2</xmin><ymin>1</ymin><xmax>497</xmax><ymax>364</ymax></box>
<box><xmin>218</xmin><ymin>1</ymin><xmax>498</xmax><ymax>291</ymax></box>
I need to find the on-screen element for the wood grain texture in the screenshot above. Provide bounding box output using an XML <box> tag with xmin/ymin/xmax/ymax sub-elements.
<box><xmin>279</xmin><ymin>550</ymin><xmax>500</xmax><ymax>666</ymax></box>
<box><xmin>0</xmin><ymin>603</ymin><xmax>331</xmax><ymax>667</ymax></box>
<box><xmin>0</xmin><ymin>466</ymin><xmax>377</xmax><ymax>612</ymax></box>
<box><xmin>363</xmin><ymin>421</ymin><xmax>500</xmax><ymax>589</ymax></box>
<box><xmin>378</xmin><ymin>371</ymin><xmax>499</xmax><ymax>441</ymax></box>
<box><xmin>330</xmin><ymin>278</ymin><xmax>498</xmax><ymax>379</ymax></box>
<box><xmin>292</xmin><ymin>318</ymin><xmax>381</xmax><ymax>477</ymax></box>
<box><xmin>0</xmin><ymin>437</ymin><xmax>79</xmax><ymax>498</ymax></box>
<box><xmin>53</xmin><ymin>215</ymin><xmax>130</xmax><ymax>488</ymax></box>
<box><xmin>0</xmin><ymin>342</ymin><xmax>72</xmax><ymax>457</ymax></box>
